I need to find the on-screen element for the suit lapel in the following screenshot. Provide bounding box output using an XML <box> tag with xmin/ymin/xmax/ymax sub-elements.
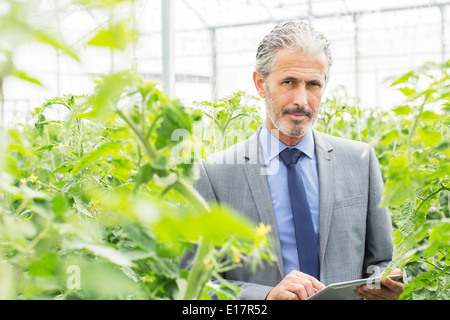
<box><xmin>242</xmin><ymin>129</ymin><xmax>285</xmax><ymax>278</ymax></box>
<box><xmin>313</xmin><ymin>130</ymin><xmax>335</xmax><ymax>272</ymax></box>
<box><xmin>239</xmin><ymin>129</ymin><xmax>335</xmax><ymax>279</ymax></box>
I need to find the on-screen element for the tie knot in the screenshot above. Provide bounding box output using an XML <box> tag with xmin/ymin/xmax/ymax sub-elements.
<box><xmin>279</xmin><ymin>148</ymin><xmax>303</xmax><ymax>166</ymax></box>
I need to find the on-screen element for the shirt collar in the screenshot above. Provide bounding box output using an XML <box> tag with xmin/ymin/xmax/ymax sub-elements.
<box><xmin>259</xmin><ymin>122</ymin><xmax>315</xmax><ymax>162</ymax></box>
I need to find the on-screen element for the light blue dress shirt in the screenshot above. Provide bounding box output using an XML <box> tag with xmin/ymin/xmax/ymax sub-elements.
<box><xmin>259</xmin><ymin>123</ymin><xmax>320</xmax><ymax>276</ymax></box>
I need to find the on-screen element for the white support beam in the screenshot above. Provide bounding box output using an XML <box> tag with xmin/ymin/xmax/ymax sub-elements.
<box><xmin>353</xmin><ymin>13</ymin><xmax>360</xmax><ymax>102</ymax></box>
<box><xmin>161</xmin><ymin>0</ymin><xmax>175</xmax><ymax>97</ymax></box>
<box><xmin>210</xmin><ymin>28</ymin><xmax>218</xmax><ymax>102</ymax></box>
<box><xmin>440</xmin><ymin>5</ymin><xmax>447</xmax><ymax>62</ymax></box>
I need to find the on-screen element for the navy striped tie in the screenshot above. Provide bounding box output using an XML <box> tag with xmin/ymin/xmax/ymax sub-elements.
<box><xmin>279</xmin><ymin>148</ymin><xmax>319</xmax><ymax>279</ymax></box>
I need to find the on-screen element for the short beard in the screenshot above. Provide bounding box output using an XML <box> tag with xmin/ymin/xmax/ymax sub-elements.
<box><xmin>265</xmin><ymin>89</ymin><xmax>316</xmax><ymax>139</ymax></box>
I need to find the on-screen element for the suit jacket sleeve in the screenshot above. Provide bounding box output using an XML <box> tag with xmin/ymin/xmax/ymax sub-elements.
<box><xmin>363</xmin><ymin>147</ymin><xmax>393</xmax><ymax>276</ymax></box>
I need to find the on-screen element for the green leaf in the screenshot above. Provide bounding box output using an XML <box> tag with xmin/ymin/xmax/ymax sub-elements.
<box><xmin>154</xmin><ymin>101</ymin><xmax>195</xmax><ymax>150</ymax></box>
<box><xmin>418</xmin><ymin>128</ymin><xmax>442</xmax><ymax>148</ymax></box>
<box><xmin>50</xmin><ymin>164</ymin><xmax>74</xmax><ymax>175</ymax></box>
<box><xmin>389</xmin><ymin>71</ymin><xmax>416</xmax><ymax>87</ymax></box>
<box><xmin>35</xmin><ymin>144</ymin><xmax>56</xmax><ymax>152</ymax></box>
<box><xmin>206</xmin><ymin>281</ymin><xmax>240</xmax><ymax>300</ymax></box>
<box><xmin>420</xmin><ymin>110</ymin><xmax>441</xmax><ymax>121</ymax></box>
<box><xmin>72</xmin><ymin>141</ymin><xmax>123</xmax><ymax>174</ymax></box>
<box><xmin>33</xmin><ymin>30</ymin><xmax>80</xmax><ymax>62</ymax></box>
<box><xmin>435</xmin><ymin>141</ymin><xmax>450</xmax><ymax>152</ymax></box>
<box><xmin>28</xmin><ymin>253</ymin><xmax>59</xmax><ymax>277</ymax></box>
<box><xmin>35</xmin><ymin>114</ymin><xmax>46</xmax><ymax>137</ymax></box>
<box><xmin>133</xmin><ymin>163</ymin><xmax>154</xmax><ymax>194</ymax></box>
<box><xmin>52</xmin><ymin>194</ymin><xmax>68</xmax><ymax>216</ymax></box>
<box><xmin>148</xmin><ymin>203</ymin><xmax>256</xmax><ymax>247</ymax></box>
<box><xmin>380</xmin><ymin>156</ymin><xmax>420</xmax><ymax>206</ymax></box>
<box><xmin>87</xmin><ymin>20</ymin><xmax>137</xmax><ymax>51</ymax></box>
<box><xmin>150</xmin><ymin>156</ymin><xmax>169</xmax><ymax>176</ymax></box>
<box><xmin>382</xmin><ymin>177</ymin><xmax>415</xmax><ymax>207</ymax></box>
<box><xmin>0</xmin><ymin>2</ymin><xmax>79</xmax><ymax>62</ymax></box>
<box><xmin>88</xmin><ymin>70</ymin><xmax>137</xmax><ymax>117</ymax></box>
<box><xmin>381</xmin><ymin>129</ymin><xmax>399</xmax><ymax>146</ymax></box>
<box><xmin>399</xmin><ymin>87</ymin><xmax>416</xmax><ymax>97</ymax></box>
<box><xmin>147</xmin><ymin>256</ymin><xmax>179</xmax><ymax>279</ymax></box>
<box><xmin>425</xmin><ymin>221</ymin><xmax>450</xmax><ymax>257</ymax></box>
<box><xmin>72</xmin><ymin>194</ymin><xmax>93</xmax><ymax>217</ymax></box>
<box><xmin>111</xmin><ymin>158</ymin><xmax>134</xmax><ymax>181</ymax></box>
<box><xmin>67</xmin><ymin>259</ymin><xmax>134</xmax><ymax>299</ymax></box>
<box><xmin>392</xmin><ymin>105</ymin><xmax>412</xmax><ymax>116</ymax></box>
<box><xmin>122</xmin><ymin>223</ymin><xmax>156</xmax><ymax>252</ymax></box>
<box><xmin>11</xmin><ymin>68</ymin><xmax>42</xmax><ymax>86</ymax></box>
<box><xmin>64</xmin><ymin>241</ymin><xmax>134</xmax><ymax>267</ymax></box>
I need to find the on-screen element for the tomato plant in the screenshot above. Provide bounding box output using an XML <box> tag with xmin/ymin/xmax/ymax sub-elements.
<box><xmin>380</xmin><ymin>61</ymin><xmax>450</xmax><ymax>300</ymax></box>
<box><xmin>195</xmin><ymin>91</ymin><xmax>262</xmax><ymax>156</ymax></box>
<box><xmin>1</xmin><ymin>75</ymin><xmax>274</xmax><ymax>300</ymax></box>
<box><xmin>316</xmin><ymin>60</ymin><xmax>450</xmax><ymax>300</ymax></box>
<box><xmin>0</xmin><ymin>0</ymin><xmax>273</xmax><ymax>300</ymax></box>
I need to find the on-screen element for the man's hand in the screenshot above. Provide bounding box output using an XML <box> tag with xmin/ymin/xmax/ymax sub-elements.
<box><xmin>354</xmin><ymin>268</ymin><xmax>405</xmax><ymax>300</ymax></box>
<box><xmin>265</xmin><ymin>270</ymin><xmax>325</xmax><ymax>300</ymax></box>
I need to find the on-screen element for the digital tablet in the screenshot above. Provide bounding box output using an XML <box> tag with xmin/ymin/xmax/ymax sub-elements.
<box><xmin>306</xmin><ymin>275</ymin><xmax>402</xmax><ymax>300</ymax></box>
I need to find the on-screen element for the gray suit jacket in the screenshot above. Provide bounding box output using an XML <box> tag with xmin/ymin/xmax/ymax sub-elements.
<box><xmin>193</xmin><ymin>127</ymin><xmax>393</xmax><ymax>299</ymax></box>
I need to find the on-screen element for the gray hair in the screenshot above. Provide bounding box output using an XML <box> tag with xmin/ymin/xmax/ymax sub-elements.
<box><xmin>255</xmin><ymin>21</ymin><xmax>333</xmax><ymax>82</ymax></box>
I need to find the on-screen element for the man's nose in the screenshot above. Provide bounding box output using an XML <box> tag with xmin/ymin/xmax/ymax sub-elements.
<box><xmin>293</xmin><ymin>85</ymin><xmax>308</xmax><ymax>107</ymax></box>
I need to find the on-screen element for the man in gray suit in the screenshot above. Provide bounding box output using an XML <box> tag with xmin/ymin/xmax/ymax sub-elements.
<box><xmin>194</xmin><ymin>21</ymin><xmax>404</xmax><ymax>300</ymax></box>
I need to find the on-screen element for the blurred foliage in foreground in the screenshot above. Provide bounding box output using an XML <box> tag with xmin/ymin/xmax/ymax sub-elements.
<box><xmin>0</xmin><ymin>78</ymin><xmax>274</xmax><ymax>300</ymax></box>
<box><xmin>0</xmin><ymin>0</ymin><xmax>273</xmax><ymax>300</ymax></box>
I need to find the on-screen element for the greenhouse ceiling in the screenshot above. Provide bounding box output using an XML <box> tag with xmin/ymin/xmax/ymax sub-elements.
<box><xmin>180</xmin><ymin>0</ymin><xmax>450</xmax><ymax>30</ymax></box>
<box><xmin>1</xmin><ymin>0</ymin><xmax>450</xmax><ymax>126</ymax></box>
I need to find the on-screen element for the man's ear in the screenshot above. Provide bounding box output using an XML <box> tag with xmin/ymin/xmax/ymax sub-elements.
<box><xmin>253</xmin><ymin>71</ymin><xmax>267</xmax><ymax>98</ymax></box>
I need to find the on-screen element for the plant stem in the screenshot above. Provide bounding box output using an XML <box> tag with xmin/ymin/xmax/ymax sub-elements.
<box><xmin>416</xmin><ymin>186</ymin><xmax>450</xmax><ymax>214</ymax></box>
<box><xmin>140</xmin><ymin>96</ymin><xmax>146</xmax><ymax>135</ymax></box>
<box><xmin>419</xmin><ymin>258</ymin><xmax>442</xmax><ymax>271</ymax></box>
<box><xmin>145</xmin><ymin>113</ymin><xmax>163</xmax><ymax>141</ymax></box>
<box><xmin>407</xmin><ymin>98</ymin><xmax>426</xmax><ymax>150</ymax></box>
<box><xmin>115</xmin><ymin>106</ymin><xmax>157</xmax><ymax>159</ymax></box>
<box><xmin>172</xmin><ymin>178</ymin><xmax>210</xmax><ymax>213</ymax></box>
<box><xmin>183</xmin><ymin>237</ymin><xmax>212</xmax><ymax>300</ymax></box>
<box><xmin>45</xmin><ymin>127</ymin><xmax>56</xmax><ymax>171</ymax></box>
<box><xmin>115</xmin><ymin>106</ymin><xmax>210</xmax><ymax>213</ymax></box>
<box><xmin>0</xmin><ymin>79</ymin><xmax>4</xmax><ymax>128</ymax></box>
<box><xmin>77</xmin><ymin>118</ymin><xmax>83</xmax><ymax>158</ymax></box>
